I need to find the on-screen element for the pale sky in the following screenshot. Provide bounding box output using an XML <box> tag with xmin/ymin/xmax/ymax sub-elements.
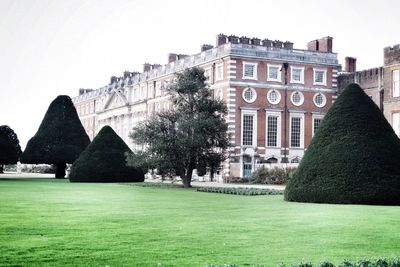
<box><xmin>1</xmin><ymin>0</ymin><xmax>400</xmax><ymax>148</ymax></box>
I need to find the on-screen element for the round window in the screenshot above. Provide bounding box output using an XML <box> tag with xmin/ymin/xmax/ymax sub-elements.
<box><xmin>242</xmin><ymin>87</ymin><xmax>257</xmax><ymax>103</ymax></box>
<box><xmin>291</xmin><ymin>91</ymin><xmax>304</xmax><ymax>106</ymax></box>
<box><xmin>267</xmin><ymin>89</ymin><xmax>281</xmax><ymax>104</ymax></box>
<box><xmin>313</xmin><ymin>92</ymin><xmax>327</xmax><ymax>107</ymax></box>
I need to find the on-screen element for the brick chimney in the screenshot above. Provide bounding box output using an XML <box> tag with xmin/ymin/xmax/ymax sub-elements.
<box><xmin>151</xmin><ymin>64</ymin><xmax>161</xmax><ymax>70</ymax></box>
<box><xmin>216</xmin><ymin>34</ymin><xmax>227</xmax><ymax>46</ymax></box>
<box><xmin>319</xmin><ymin>36</ymin><xmax>333</xmax><ymax>53</ymax></box>
<box><xmin>344</xmin><ymin>57</ymin><xmax>357</xmax><ymax>73</ymax></box>
<box><xmin>143</xmin><ymin>63</ymin><xmax>151</xmax><ymax>72</ymax></box>
<box><xmin>272</xmin><ymin>40</ymin><xmax>283</xmax><ymax>48</ymax></box>
<box><xmin>168</xmin><ymin>53</ymin><xmax>178</xmax><ymax>63</ymax></box>
<box><xmin>240</xmin><ymin>36</ymin><xmax>250</xmax><ymax>45</ymax></box>
<box><xmin>228</xmin><ymin>35</ymin><xmax>239</xmax><ymax>44</ymax></box>
<box><xmin>250</xmin><ymin>37</ymin><xmax>261</xmax><ymax>46</ymax></box>
<box><xmin>123</xmin><ymin>71</ymin><xmax>131</xmax><ymax>79</ymax></box>
<box><xmin>283</xmin><ymin>41</ymin><xmax>294</xmax><ymax>50</ymax></box>
<box><xmin>110</xmin><ymin>76</ymin><xmax>118</xmax><ymax>84</ymax></box>
<box><xmin>201</xmin><ymin>44</ymin><xmax>213</xmax><ymax>52</ymax></box>
<box><xmin>308</xmin><ymin>37</ymin><xmax>333</xmax><ymax>52</ymax></box>
<box><xmin>262</xmin><ymin>39</ymin><xmax>272</xmax><ymax>47</ymax></box>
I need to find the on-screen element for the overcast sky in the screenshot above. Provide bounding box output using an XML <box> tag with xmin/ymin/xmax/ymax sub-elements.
<box><xmin>1</xmin><ymin>0</ymin><xmax>400</xmax><ymax>148</ymax></box>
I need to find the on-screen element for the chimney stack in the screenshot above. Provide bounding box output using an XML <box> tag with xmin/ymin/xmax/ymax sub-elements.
<box><xmin>201</xmin><ymin>44</ymin><xmax>213</xmax><ymax>52</ymax></box>
<box><xmin>143</xmin><ymin>63</ymin><xmax>151</xmax><ymax>72</ymax></box>
<box><xmin>250</xmin><ymin>37</ymin><xmax>261</xmax><ymax>46</ymax></box>
<box><xmin>228</xmin><ymin>35</ymin><xmax>239</xmax><ymax>44</ymax></box>
<box><xmin>344</xmin><ymin>57</ymin><xmax>357</xmax><ymax>73</ymax></box>
<box><xmin>216</xmin><ymin>34</ymin><xmax>227</xmax><ymax>46</ymax></box>
<box><xmin>239</xmin><ymin>36</ymin><xmax>250</xmax><ymax>45</ymax></box>
<box><xmin>283</xmin><ymin>41</ymin><xmax>294</xmax><ymax>50</ymax></box>
<box><xmin>110</xmin><ymin>76</ymin><xmax>118</xmax><ymax>84</ymax></box>
<box><xmin>308</xmin><ymin>37</ymin><xmax>333</xmax><ymax>53</ymax></box>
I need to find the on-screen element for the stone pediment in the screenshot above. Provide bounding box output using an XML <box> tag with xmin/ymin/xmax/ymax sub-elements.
<box><xmin>103</xmin><ymin>89</ymin><xmax>128</xmax><ymax>110</ymax></box>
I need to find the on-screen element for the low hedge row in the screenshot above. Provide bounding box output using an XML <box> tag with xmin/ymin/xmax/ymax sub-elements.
<box><xmin>196</xmin><ymin>186</ymin><xmax>283</xmax><ymax>196</ymax></box>
<box><xmin>122</xmin><ymin>182</ymin><xmax>183</xmax><ymax>188</ymax></box>
<box><xmin>158</xmin><ymin>258</ymin><xmax>400</xmax><ymax>267</ymax></box>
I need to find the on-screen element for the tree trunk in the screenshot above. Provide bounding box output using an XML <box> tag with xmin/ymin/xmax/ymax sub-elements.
<box><xmin>0</xmin><ymin>165</ymin><xmax>3</xmax><ymax>173</ymax></box>
<box><xmin>55</xmin><ymin>163</ymin><xmax>66</xmax><ymax>178</ymax></box>
<box><xmin>181</xmin><ymin>168</ymin><xmax>193</xmax><ymax>188</ymax></box>
<box><xmin>210</xmin><ymin>169</ymin><xmax>214</xmax><ymax>182</ymax></box>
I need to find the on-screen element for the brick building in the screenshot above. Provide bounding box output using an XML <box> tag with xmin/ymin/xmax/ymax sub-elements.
<box><xmin>338</xmin><ymin>45</ymin><xmax>400</xmax><ymax>136</ymax></box>
<box><xmin>72</xmin><ymin>34</ymin><xmax>340</xmax><ymax>180</ymax></box>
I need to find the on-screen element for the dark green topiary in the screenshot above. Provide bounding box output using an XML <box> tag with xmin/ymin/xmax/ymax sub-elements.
<box><xmin>69</xmin><ymin>126</ymin><xmax>144</xmax><ymax>183</ymax></box>
<box><xmin>20</xmin><ymin>95</ymin><xmax>90</xmax><ymax>178</ymax></box>
<box><xmin>0</xmin><ymin>125</ymin><xmax>22</xmax><ymax>173</ymax></box>
<box><xmin>285</xmin><ymin>83</ymin><xmax>400</xmax><ymax>205</ymax></box>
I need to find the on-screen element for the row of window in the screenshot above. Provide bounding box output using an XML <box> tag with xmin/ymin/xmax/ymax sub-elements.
<box><xmin>204</xmin><ymin>63</ymin><xmax>327</xmax><ymax>85</ymax></box>
<box><xmin>241</xmin><ymin>112</ymin><xmax>323</xmax><ymax>148</ymax></box>
<box><xmin>242</xmin><ymin>87</ymin><xmax>327</xmax><ymax>107</ymax></box>
<box><xmin>243</xmin><ymin>62</ymin><xmax>327</xmax><ymax>85</ymax></box>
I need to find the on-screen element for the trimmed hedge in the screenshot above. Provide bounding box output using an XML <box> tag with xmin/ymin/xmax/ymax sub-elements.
<box><xmin>20</xmin><ymin>96</ymin><xmax>90</xmax><ymax>173</ymax></box>
<box><xmin>197</xmin><ymin>186</ymin><xmax>283</xmax><ymax>196</ymax></box>
<box><xmin>156</xmin><ymin>258</ymin><xmax>400</xmax><ymax>267</ymax></box>
<box><xmin>285</xmin><ymin>84</ymin><xmax>400</xmax><ymax>205</ymax></box>
<box><xmin>69</xmin><ymin>126</ymin><xmax>144</xmax><ymax>183</ymax></box>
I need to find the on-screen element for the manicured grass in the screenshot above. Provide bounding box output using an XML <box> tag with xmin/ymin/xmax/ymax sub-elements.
<box><xmin>0</xmin><ymin>179</ymin><xmax>399</xmax><ymax>266</ymax></box>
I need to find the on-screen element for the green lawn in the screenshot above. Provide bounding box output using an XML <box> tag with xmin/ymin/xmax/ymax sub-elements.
<box><xmin>0</xmin><ymin>179</ymin><xmax>399</xmax><ymax>267</ymax></box>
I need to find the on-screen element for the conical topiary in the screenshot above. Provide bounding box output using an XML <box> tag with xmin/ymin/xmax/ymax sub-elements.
<box><xmin>20</xmin><ymin>95</ymin><xmax>90</xmax><ymax>178</ymax></box>
<box><xmin>69</xmin><ymin>126</ymin><xmax>144</xmax><ymax>182</ymax></box>
<box><xmin>284</xmin><ymin>83</ymin><xmax>400</xmax><ymax>205</ymax></box>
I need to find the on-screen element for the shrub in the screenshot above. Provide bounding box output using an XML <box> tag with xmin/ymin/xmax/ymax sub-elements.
<box><xmin>69</xmin><ymin>126</ymin><xmax>144</xmax><ymax>183</ymax></box>
<box><xmin>196</xmin><ymin>186</ymin><xmax>283</xmax><ymax>196</ymax></box>
<box><xmin>251</xmin><ymin>166</ymin><xmax>296</xmax><ymax>184</ymax></box>
<box><xmin>285</xmin><ymin>84</ymin><xmax>400</xmax><ymax>205</ymax></box>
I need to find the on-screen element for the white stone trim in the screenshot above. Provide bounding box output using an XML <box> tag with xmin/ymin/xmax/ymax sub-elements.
<box><xmin>313</xmin><ymin>68</ymin><xmax>327</xmax><ymax>86</ymax></box>
<box><xmin>290</xmin><ymin>91</ymin><xmax>304</xmax><ymax>106</ymax></box>
<box><xmin>242</xmin><ymin>62</ymin><xmax>258</xmax><ymax>80</ymax></box>
<box><xmin>267</xmin><ymin>64</ymin><xmax>282</xmax><ymax>82</ymax></box>
<box><xmin>290</xmin><ymin>66</ymin><xmax>305</xmax><ymax>84</ymax></box>
<box><xmin>313</xmin><ymin>92</ymin><xmax>327</xmax><ymax>108</ymax></box>
<box><xmin>241</xmin><ymin>109</ymin><xmax>258</xmax><ymax>147</ymax></box>
<box><xmin>265</xmin><ymin>111</ymin><xmax>282</xmax><ymax>148</ymax></box>
<box><xmin>242</xmin><ymin>87</ymin><xmax>257</xmax><ymax>103</ymax></box>
<box><xmin>289</xmin><ymin>113</ymin><xmax>305</xmax><ymax>149</ymax></box>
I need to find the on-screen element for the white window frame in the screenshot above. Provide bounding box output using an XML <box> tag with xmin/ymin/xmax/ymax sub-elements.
<box><xmin>312</xmin><ymin>114</ymin><xmax>324</xmax><ymax>136</ymax></box>
<box><xmin>155</xmin><ymin>82</ymin><xmax>161</xmax><ymax>97</ymax></box>
<box><xmin>267</xmin><ymin>89</ymin><xmax>281</xmax><ymax>105</ymax></box>
<box><xmin>393</xmin><ymin>70</ymin><xmax>400</xmax><ymax>97</ymax></box>
<box><xmin>313</xmin><ymin>92</ymin><xmax>327</xmax><ymax>108</ymax></box>
<box><xmin>313</xmin><ymin>68</ymin><xmax>327</xmax><ymax>86</ymax></box>
<box><xmin>242</xmin><ymin>62</ymin><xmax>258</xmax><ymax>80</ymax></box>
<box><xmin>267</xmin><ymin>64</ymin><xmax>282</xmax><ymax>82</ymax></box>
<box><xmin>265</xmin><ymin>111</ymin><xmax>281</xmax><ymax>148</ymax></box>
<box><xmin>290</xmin><ymin>66</ymin><xmax>305</xmax><ymax>84</ymax></box>
<box><xmin>216</xmin><ymin>63</ymin><xmax>224</xmax><ymax>81</ymax></box>
<box><xmin>204</xmin><ymin>67</ymin><xmax>211</xmax><ymax>83</ymax></box>
<box><xmin>241</xmin><ymin>110</ymin><xmax>257</xmax><ymax>147</ymax></box>
<box><xmin>393</xmin><ymin>112</ymin><xmax>400</xmax><ymax>137</ymax></box>
<box><xmin>242</xmin><ymin>87</ymin><xmax>257</xmax><ymax>103</ymax></box>
<box><xmin>291</xmin><ymin>91</ymin><xmax>304</xmax><ymax>106</ymax></box>
<box><xmin>289</xmin><ymin>113</ymin><xmax>305</xmax><ymax>148</ymax></box>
